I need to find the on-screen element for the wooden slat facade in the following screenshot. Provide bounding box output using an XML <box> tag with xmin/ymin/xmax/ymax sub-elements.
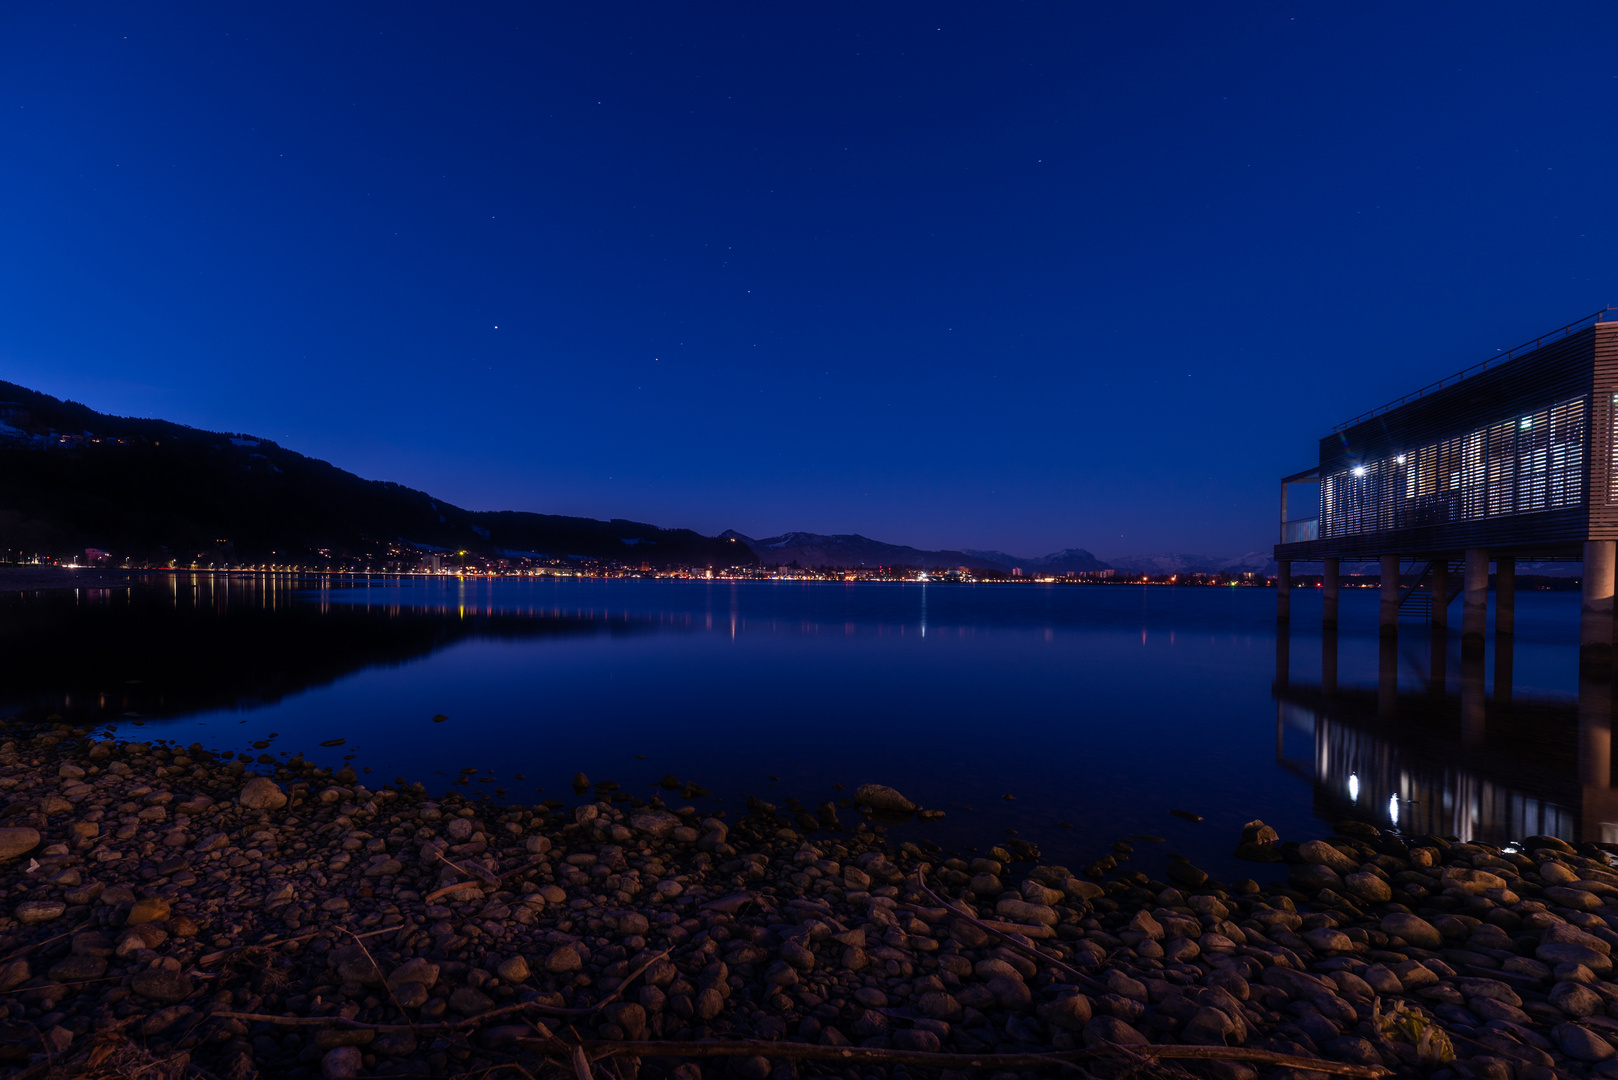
<box><xmin>1277</xmin><ymin>320</ymin><xmax>1618</xmax><ymax>562</ymax></box>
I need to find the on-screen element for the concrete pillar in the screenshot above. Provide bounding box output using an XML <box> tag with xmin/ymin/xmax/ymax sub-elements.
<box><xmin>1378</xmin><ymin>634</ymin><xmax>1398</xmax><ymax>718</ymax></box>
<box><xmin>1276</xmin><ymin>560</ymin><xmax>1291</xmax><ymax>621</ymax></box>
<box><xmin>1321</xmin><ymin>627</ymin><xmax>1338</xmax><ymax>698</ymax></box>
<box><xmin>1275</xmin><ymin>621</ymin><xmax>1290</xmax><ymax>689</ymax></box>
<box><xmin>1428</xmin><ymin>626</ymin><xmax>1446</xmax><ymax>696</ymax></box>
<box><xmin>1494</xmin><ymin>633</ymin><xmax>1514</xmax><ymax>705</ymax></box>
<box><xmin>1579</xmin><ymin>674</ymin><xmax>1613</xmax><ymax>790</ymax></box>
<box><xmin>1496</xmin><ymin>555</ymin><xmax>1515</xmax><ymax>637</ymax></box>
<box><xmin>1582</xmin><ymin>540</ymin><xmax>1616</xmax><ymax>672</ymax></box>
<box><xmin>1322</xmin><ymin>558</ymin><xmax>1340</xmax><ymax>628</ymax></box>
<box><xmin>1461</xmin><ymin>647</ymin><xmax>1486</xmax><ymax>747</ymax></box>
<box><xmin>1430</xmin><ymin>560</ymin><xmax>1449</xmax><ymax>629</ymax></box>
<box><xmin>1463</xmin><ymin>549</ymin><xmax>1490</xmax><ymax>647</ymax></box>
<box><xmin>1380</xmin><ymin>555</ymin><xmax>1400</xmax><ymax>635</ymax></box>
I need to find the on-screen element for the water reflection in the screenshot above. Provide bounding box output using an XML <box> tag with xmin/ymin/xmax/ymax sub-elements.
<box><xmin>0</xmin><ymin>574</ymin><xmax>665</xmax><ymax>725</ymax></box>
<box><xmin>1276</xmin><ymin>622</ymin><xmax>1614</xmax><ymax>847</ymax></box>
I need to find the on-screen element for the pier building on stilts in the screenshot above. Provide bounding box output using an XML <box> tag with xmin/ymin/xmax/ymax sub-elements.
<box><xmin>1274</xmin><ymin>309</ymin><xmax>1618</xmax><ymax>667</ymax></box>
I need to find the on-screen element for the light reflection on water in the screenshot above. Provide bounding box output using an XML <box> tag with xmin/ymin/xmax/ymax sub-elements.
<box><xmin>0</xmin><ymin>574</ymin><xmax>1609</xmax><ymax>881</ymax></box>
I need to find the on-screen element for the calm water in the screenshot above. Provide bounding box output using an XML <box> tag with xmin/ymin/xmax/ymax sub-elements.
<box><xmin>0</xmin><ymin>574</ymin><xmax>1605</xmax><ymax>886</ymax></box>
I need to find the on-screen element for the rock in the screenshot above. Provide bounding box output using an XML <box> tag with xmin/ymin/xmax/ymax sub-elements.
<box><xmin>126</xmin><ymin>897</ymin><xmax>170</xmax><ymax>925</ymax></box>
<box><xmin>0</xmin><ymin>828</ymin><xmax>40</xmax><ymax>860</ymax></box>
<box><xmin>894</xmin><ymin>1029</ymin><xmax>941</xmax><ymax>1052</ymax></box>
<box><xmin>48</xmin><ymin>955</ymin><xmax>107</xmax><ymax>982</ymax></box>
<box><xmin>1297</xmin><ymin>839</ymin><xmax>1359</xmax><ymax>875</ymax></box>
<box><xmin>1182</xmin><ymin>1006</ymin><xmax>1236</xmax><ymax>1046</ymax></box>
<box><xmin>0</xmin><ymin>961</ymin><xmax>29</xmax><ymax>993</ymax></box>
<box><xmin>1381</xmin><ymin>912</ymin><xmax>1443</xmax><ymax>948</ymax></box>
<box><xmin>603</xmin><ymin>1002</ymin><xmax>647</xmax><ymax>1039</ymax></box>
<box><xmin>1045</xmin><ymin>994</ymin><xmax>1093</xmax><ymax>1031</ymax></box>
<box><xmin>450</xmin><ymin>986</ymin><xmax>495</xmax><ymax>1016</ymax></box>
<box><xmin>1541</xmin><ymin>861</ymin><xmax>1580</xmax><ymax>884</ymax></box>
<box><xmin>1259</xmin><ymin>967</ymin><xmax>1334</xmax><ymax>999</ymax></box>
<box><xmin>1083</xmin><ymin>1015</ymin><xmax>1148</xmax><ymax>1048</ymax></box>
<box><xmin>694</xmin><ymin>986</ymin><xmax>724</xmax><ymax>1021</ymax></box>
<box><xmin>628</xmin><ymin>809</ymin><xmax>680</xmax><ymax>838</ymax></box>
<box><xmin>853</xmin><ymin>783</ymin><xmax>914</xmax><ymax>812</ymax></box>
<box><xmin>1544</xmin><ymin>886</ymin><xmax>1603</xmax><ymax>911</ymax></box>
<box><xmin>132</xmin><ymin>969</ymin><xmax>195</xmax><ymax>1004</ymax></box>
<box><xmin>1539</xmin><ymin>941</ymin><xmax>1613</xmax><ymax>975</ymax></box>
<box><xmin>1302</xmin><ymin>927</ymin><xmax>1353</xmax><ymax>952</ymax></box>
<box><xmin>916</xmin><ymin>990</ymin><xmax>963</xmax><ymax>1021</ymax></box>
<box><xmin>497</xmin><ymin>955</ymin><xmax>531</xmax><ymax>982</ymax></box>
<box><xmin>238</xmin><ymin>776</ymin><xmax>287</xmax><ymax>810</ymax></box>
<box><xmin>1287</xmin><ymin>864</ymin><xmax>1342</xmax><ymax>892</ymax></box>
<box><xmin>16</xmin><ymin>900</ymin><xmax>65</xmax><ymax>924</ymax></box>
<box><xmin>996</xmin><ymin>898</ymin><xmax>1059</xmax><ymax>927</ymax></box>
<box><xmin>374</xmin><ymin>1031</ymin><xmax>418</xmax><ymax>1056</ymax></box>
<box><xmin>1554</xmin><ymin>1022</ymin><xmax>1616</xmax><ymax>1062</ymax></box>
<box><xmin>322</xmin><ymin>1045</ymin><xmax>363</xmax><ymax>1080</ymax></box>
<box><xmin>388</xmin><ymin>958</ymin><xmax>440</xmax><ymax>989</ymax></box>
<box><xmin>545</xmin><ymin>945</ymin><xmax>583</xmax><ymax>973</ymax></box>
<box><xmin>1551</xmin><ymin>981</ymin><xmax>1604</xmax><ymax>1017</ymax></box>
<box><xmin>988</xmin><ymin>974</ymin><xmax>1033</xmax><ymax>1009</ymax></box>
<box><xmin>1344</xmin><ymin>871</ymin><xmax>1393</xmax><ymax>904</ymax></box>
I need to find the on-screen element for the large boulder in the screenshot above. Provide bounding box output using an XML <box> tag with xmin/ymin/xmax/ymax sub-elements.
<box><xmin>238</xmin><ymin>777</ymin><xmax>287</xmax><ymax>811</ymax></box>
<box><xmin>853</xmin><ymin>784</ymin><xmax>914</xmax><ymax>813</ymax></box>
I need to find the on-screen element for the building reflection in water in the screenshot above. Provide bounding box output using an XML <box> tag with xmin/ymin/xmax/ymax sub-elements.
<box><xmin>1274</xmin><ymin>622</ymin><xmax>1616</xmax><ymax>848</ymax></box>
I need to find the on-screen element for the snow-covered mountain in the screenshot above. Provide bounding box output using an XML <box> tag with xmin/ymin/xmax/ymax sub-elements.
<box><xmin>1104</xmin><ymin>552</ymin><xmax>1278</xmax><ymax>576</ymax></box>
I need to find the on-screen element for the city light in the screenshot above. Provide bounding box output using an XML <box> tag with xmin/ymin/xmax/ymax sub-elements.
<box><xmin>1352</xmin><ymin>466</ymin><xmax>1366</xmax><ymax>477</ymax></box>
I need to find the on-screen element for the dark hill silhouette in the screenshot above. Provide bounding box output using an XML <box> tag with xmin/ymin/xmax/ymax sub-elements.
<box><xmin>0</xmin><ymin>381</ymin><xmax>754</xmax><ymax>568</ymax></box>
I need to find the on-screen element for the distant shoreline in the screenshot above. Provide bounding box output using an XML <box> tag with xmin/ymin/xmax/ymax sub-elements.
<box><xmin>0</xmin><ymin>566</ymin><xmax>155</xmax><ymax>593</ymax></box>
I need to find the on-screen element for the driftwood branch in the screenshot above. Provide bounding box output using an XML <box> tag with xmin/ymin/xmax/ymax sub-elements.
<box><xmin>511</xmin><ymin>1037</ymin><xmax>1391</xmax><ymax>1078</ymax></box>
<box><xmin>426</xmin><ymin>853</ymin><xmax>552</xmax><ymax>902</ymax></box>
<box><xmin>215</xmin><ymin>953</ymin><xmax>675</xmax><ymax>1034</ymax></box>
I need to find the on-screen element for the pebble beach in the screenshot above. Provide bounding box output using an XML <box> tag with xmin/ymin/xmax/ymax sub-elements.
<box><xmin>0</xmin><ymin>720</ymin><xmax>1614</xmax><ymax>1080</ymax></box>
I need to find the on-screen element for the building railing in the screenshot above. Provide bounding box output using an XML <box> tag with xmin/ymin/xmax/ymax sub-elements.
<box><xmin>1332</xmin><ymin>308</ymin><xmax>1618</xmax><ymax>433</ymax></box>
<box><xmin>1281</xmin><ymin>518</ymin><xmax>1319</xmax><ymax>544</ymax></box>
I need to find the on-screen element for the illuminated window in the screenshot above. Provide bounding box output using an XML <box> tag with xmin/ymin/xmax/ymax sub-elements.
<box><xmin>1319</xmin><ymin>394</ymin><xmax>1585</xmax><ymax>538</ymax></box>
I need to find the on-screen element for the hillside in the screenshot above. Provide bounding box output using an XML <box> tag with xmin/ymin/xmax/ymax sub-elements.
<box><xmin>720</xmin><ymin>531</ymin><xmax>1014</xmax><ymax>570</ymax></box>
<box><xmin>0</xmin><ymin>381</ymin><xmax>754</xmax><ymax>569</ymax></box>
<box><xmin>723</xmin><ymin>532</ymin><xmax>1113</xmax><ymax>573</ymax></box>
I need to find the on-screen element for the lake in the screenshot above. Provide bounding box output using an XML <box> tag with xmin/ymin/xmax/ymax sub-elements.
<box><xmin>0</xmin><ymin>573</ymin><xmax>1602</xmax><ymax>887</ymax></box>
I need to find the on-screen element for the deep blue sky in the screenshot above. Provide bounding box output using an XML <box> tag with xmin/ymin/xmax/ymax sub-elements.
<box><xmin>3</xmin><ymin>4</ymin><xmax>1615</xmax><ymax>558</ymax></box>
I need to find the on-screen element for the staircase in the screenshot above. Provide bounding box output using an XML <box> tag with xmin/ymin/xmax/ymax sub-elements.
<box><xmin>1397</xmin><ymin>560</ymin><xmax>1462</xmax><ymax>621</ymax></box>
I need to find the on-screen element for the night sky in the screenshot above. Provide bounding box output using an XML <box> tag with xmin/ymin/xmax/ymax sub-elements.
<box><xmin>3</xmin><ymin>4</ymin><xmax>1616</xmax><ymax>558</ymax></box>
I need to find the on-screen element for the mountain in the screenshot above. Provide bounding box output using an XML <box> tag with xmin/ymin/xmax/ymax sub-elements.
<box><xmin>723</xmin><ymin>533</ymin><xmax>1112</xmax><ymax>573</ymax></box>
<box><xmin>1105</xmin><ymin>552</ymin><xmax>1277</xmax><ymax>576</ymax></box>
<box><xmin>0</xmin><ymin>381</ymin><xmax>754</xmax><ymax>569</ymax></box>
<box><xmin>962</xmin><ymin>547</ymin><xmax>1111</xmax><ymax>574</ymax></box>
<box><xmin>720</xmin><ymin>531</ymin><xmax>1009</xmax><ymax>570</ymax></box>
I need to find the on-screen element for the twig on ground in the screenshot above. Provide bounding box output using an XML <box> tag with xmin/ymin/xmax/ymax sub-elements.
<box><xmin>507</xmin><ymin>1037</ymin><xmax>1392</xmax><ymax>1078</ymax></box>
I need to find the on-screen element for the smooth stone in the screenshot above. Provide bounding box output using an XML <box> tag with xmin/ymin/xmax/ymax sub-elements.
<box><xmin>1381</xmin><ymin>912</ymin><xmax>1444</xmax><ymax>949</ymax></box>
<box><xmin>1555</xmin><ymin>1023</ymin><xmax>1617</xmax><ymax>1062</ymax></box>
<box><xmin>322</xmin><ymin>1045</ymin><xmax>363</xmax><ymax>1080</ymax></box>
<box><xmin>16</xmin><ymin>900</ymin><xmax>65</xmax><ymax>924</ymax></box>
<box><xmin>0</xmin><ymin>828</ymin><xmax>40</xmax><ymax>861</ymax></box>
<box><xmin>238</xmin><ymin>776</ymin><xmax>288</xmax><ymax>810</ymax></box>
<box><xmin>853</xmin><ymin>783</ymin><xmax>915</xmax><ymax>813</ymax></box>
<box><xmin>126</xmin><ymin>897</ymin><xmax>171</xmax><ymax>925</ymax></box>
